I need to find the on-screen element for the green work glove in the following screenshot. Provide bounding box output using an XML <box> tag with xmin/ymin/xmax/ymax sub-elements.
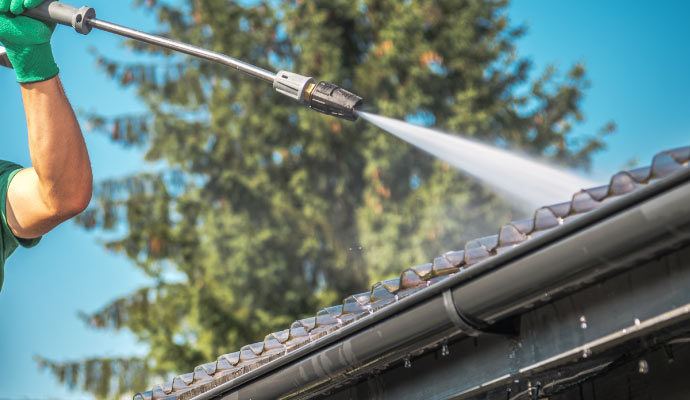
<box><xmin>0</xmin><ymin>0</ymin><xmax>59</xmax><ymax>83</ymax></box>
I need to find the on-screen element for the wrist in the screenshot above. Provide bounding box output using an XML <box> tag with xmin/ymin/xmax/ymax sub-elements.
<box><xmin>4</xmin><ymin>42</ymin><xmax>59</xmax><ymax>83</ymax></box>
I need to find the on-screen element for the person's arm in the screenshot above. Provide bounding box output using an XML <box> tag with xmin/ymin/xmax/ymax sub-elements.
<box><xmin>1</xmin><ymin>0</ymin><xmax>92</xmax><ymax>239</ymax></box>
<box><xmin>6</xmin><ymin>76</ymin><xmax>92</xmax><ymax>239</ymax></box>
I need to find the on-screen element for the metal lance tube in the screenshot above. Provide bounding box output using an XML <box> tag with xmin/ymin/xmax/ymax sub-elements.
<box><xmin>86</xmin><ymin>18</ymin><xmax>276</xmax><ymax>84</ymax></box>
<box><xmin>3</xmin><ymin>0</ymin><xmax>364</xmax><ymax>121</ymax></box>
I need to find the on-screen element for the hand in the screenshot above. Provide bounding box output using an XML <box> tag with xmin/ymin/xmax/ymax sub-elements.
<box><xmin>0</xmin><ymin>0</ymin><xmax>45</xmax><ymax>15</ymax></box>
<box><xmin>0</xmin><ymin>0</ymin><xmax>59</xmax><ymax>83</ymax></box>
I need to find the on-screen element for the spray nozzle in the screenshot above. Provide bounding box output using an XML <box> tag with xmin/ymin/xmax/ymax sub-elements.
<box><xmin>273</xmin><ymin>71</ymin><xmax>363</xmax><ymax>121</ymax></box>
<box><xmin>306</xmin><ymin>81</ymin><xmax>363</xmax><ymax>122</ymax></box>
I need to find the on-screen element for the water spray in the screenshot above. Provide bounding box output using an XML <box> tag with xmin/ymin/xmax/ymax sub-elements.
<box><xmin>0</xmin><ymin>0</ymin><xmax>363</xmax><ymax>121</ymax></box>
<box><xmin>358</xmin><ymin>111</ymin><xmax>597</xmax><ymax>209</ymax></box>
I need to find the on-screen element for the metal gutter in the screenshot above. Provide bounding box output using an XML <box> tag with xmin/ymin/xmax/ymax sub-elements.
<box><xmin>188</xmin><ymin>167</ymin><xmax>690</xmax><ymax>400</ymax></box>
<box><xmin>453</xmin><ymin>167</ymin><xmax>690</xmax><ymax>323</ymax></box>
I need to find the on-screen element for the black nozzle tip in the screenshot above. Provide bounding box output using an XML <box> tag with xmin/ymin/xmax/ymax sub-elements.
<box><xmin>308</xmin><ymin>81</ymin><xmax>363</xmax><ymax>121</ymax></box>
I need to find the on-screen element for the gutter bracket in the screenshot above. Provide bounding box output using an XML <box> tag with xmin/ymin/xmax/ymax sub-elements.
<box><xmin>443</xmin><ymin>290</ymin><xmax>519</xmax><ymax>337</ymax></box>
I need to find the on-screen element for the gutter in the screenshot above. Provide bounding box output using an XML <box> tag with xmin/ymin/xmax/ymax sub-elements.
<box><xmin>195</xmin><ymin>166</ymin><xmax>690</xmax><ymax>400</ymax></box>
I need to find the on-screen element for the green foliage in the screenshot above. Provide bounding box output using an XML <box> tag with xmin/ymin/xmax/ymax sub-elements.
<box><xmin>36</xmin><ymin>356</ymin><xmax>150</xmax><ymax>398</ymax></box>
<box><xmin>45</xmin><ymin>1</ymin><xmax>611</xmax><ymax>398</ymax></box>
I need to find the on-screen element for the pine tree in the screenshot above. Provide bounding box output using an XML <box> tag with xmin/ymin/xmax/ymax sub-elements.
<box><xmin>39</xmin><ymin>1</ymin><xmax>612</xmax><ymax>398</ymax></box>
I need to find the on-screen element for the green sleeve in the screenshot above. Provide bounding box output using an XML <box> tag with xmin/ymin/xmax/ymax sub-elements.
<box><xmin>0</xmin><ymin>161</ymin><xmax>42</xmax><ymax>293</ymax></box>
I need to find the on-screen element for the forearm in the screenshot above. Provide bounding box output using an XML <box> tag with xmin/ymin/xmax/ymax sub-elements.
<box><xmin>20</xmin><ymin>76</ymin><xmax>92</xmax><ymax>215</ymax></box>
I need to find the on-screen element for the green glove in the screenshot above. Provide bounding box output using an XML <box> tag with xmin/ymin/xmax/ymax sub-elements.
<box><xmin>0</xmin><ymin>0</ymin><xmax>59</xmax><ymax>83</ymax></box>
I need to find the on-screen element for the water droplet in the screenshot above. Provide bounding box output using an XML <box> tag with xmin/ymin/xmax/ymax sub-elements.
<box><xmin>638</xmin><ymin>359</ymin><xmax>649</xmax><ymax>374</ymax></box>
<box><xmin>441</xmin><ymin>343</ymin><xmax>450</xmax><ymax>357</ymax></box>
<box><xmin>579</xmin><ymin>315</ymin><xmax>588</xmax><ymax>329</ymax></box>
<box><xmin>634</xmin><ymin>318</ymin><xmax>641</xmax><ymax>326</ymax></box>
<box><xmin>404</xmin><ymin>357</ymin><xmax>411</xmax><ymax>369</ymax></box>
<box><xmin>582</xmin><ymin>348</ymin><xmax>592</xmax><ymax>358</ymax></box>
<box><xmin>530</xmin><ymin>381</ymin><xmax>542</xmax><ymax>397</ymax></box>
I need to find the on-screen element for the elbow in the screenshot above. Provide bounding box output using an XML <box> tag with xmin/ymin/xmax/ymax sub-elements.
<box><xmin>66</xmin><ymin>185</ymin><xmax>93</xmax><ymax>217</ymax></box>
<box><xmin>51</xmin><ymin>175</ymin><xmax>93</xmax><ymax>220</ymax></box>
<box><xmin>69</xmin><ymin>175</ymin><xmax>93</xmax><ymax>217</ymax></box>
<box><xmin>55</xmin><ymin>186</ymin><xmax>92</xmax><ymax>220</ymax></box>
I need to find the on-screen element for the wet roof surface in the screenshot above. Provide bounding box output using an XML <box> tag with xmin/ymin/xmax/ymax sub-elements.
<box><xmin>134</xmin><ymin>146</ymin><xmax>689</xmax><ymax>400</ymax></box>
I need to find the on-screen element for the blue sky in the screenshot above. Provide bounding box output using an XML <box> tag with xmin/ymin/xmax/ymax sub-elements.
<box><xmin>508</xmin><ymin>1</ymin><xmax>689</xmax><ymax>179</ymax></box>
<box><xmin>0</xmin><ymin>1</ymin><xmax>688</xmax><ymax>398</ymax></box>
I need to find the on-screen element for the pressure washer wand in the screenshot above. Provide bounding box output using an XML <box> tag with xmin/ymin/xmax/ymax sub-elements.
<box><xmin>0</xmin><ymin>0</ymin><xmax>363</xmax><ymax>121</ymax></box>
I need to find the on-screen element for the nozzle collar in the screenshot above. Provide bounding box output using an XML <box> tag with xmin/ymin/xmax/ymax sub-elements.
<box><xmin>273</xmin><ymin>71</ymin><xmax>315</xmax><ymax>102</ymax></box>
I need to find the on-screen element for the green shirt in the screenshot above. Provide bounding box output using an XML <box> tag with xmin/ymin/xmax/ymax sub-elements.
<box><xmin>0</xmin><ymin>161</ymin><xmax>41</xmax><ymax>293</ymax></box>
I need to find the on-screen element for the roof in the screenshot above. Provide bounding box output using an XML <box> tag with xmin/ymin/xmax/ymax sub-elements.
<box><xmin>134</xmin><ymin>145</ymin><xmax>690</xmax><ymax>400</ymax></box>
